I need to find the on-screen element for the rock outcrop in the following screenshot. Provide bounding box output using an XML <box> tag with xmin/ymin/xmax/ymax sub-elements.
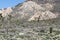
<box><xmin>0</xmin><ymin>7</ymin><xmax>13</xmax><ymax>17</ymax></box>
<box><xmin>11</xmin><ymin>1</ymin><xmax>57</xmax><ymax>21</ymax></box>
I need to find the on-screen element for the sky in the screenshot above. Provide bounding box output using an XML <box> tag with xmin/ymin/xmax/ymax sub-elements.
<box><xmin>0</xmin><ymin>0</ymin><xmax>25</xmax><ymax>9</ymax></box>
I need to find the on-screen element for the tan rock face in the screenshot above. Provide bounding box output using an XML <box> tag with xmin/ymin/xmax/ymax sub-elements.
<box><xmin>0</xmin><ymin>7</ymin><xmax>13</xmax><ymax>17</ymax></box>
<box><xmin>28</xmin><ymin>11</ymin><xmax>57</xmax><ymax>21</ymax></box>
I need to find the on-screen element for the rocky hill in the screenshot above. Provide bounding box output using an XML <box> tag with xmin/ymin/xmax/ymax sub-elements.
<box><xmin>0</xmin><ymin>0</ymin><xmax>59</xmax><ymax>21</ymax></box>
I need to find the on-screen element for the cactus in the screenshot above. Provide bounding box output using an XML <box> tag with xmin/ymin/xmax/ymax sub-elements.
<box><xmin>50</xmin><ymin>27</ymin><xmax>53</xmax><ymax>33</ymax></box>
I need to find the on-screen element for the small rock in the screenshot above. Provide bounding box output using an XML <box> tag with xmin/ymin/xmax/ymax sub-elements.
<box><xmin>19</xmin><ymin>33</ymin><xmax>24</xmax><ymax>35</ymax></box>
<box><xmin>40</xmin><ymin>30</ymin><xmax>45</xmax><ymax>32</ymax></box>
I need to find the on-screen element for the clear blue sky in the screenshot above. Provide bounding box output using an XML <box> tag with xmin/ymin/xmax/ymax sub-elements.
<box><xmin>0</xmin><ymin>0</ymin><xmax>25</xmax><ymax>9</ymax></box>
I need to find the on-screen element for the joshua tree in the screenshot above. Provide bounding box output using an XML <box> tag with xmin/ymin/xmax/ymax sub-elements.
<box><xmin>37</xmin><ymin>16</ymin><xmax>40</xmax><ymax>22</ymax></box>
<box><xmin>0</xmin><ymin>14</ymin><xmax>2</xmax><ymax>18</ymax></box>
<box><xmin>50</xmin><ymin>27</ymin><xmax>53</xmax><ymax>33</ymax></box>
<box><xmin>0</xmin><ymin>13</ymin><xmax>5</xmax><ymax>21</ymax></box>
